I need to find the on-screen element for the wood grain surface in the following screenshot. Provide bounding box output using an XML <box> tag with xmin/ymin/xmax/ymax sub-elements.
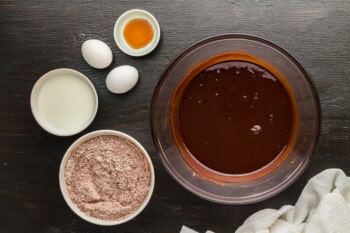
<box><xmin>1</xmin><ymin>1</ymin><xmax>349</xmax><ymax>232</ymax></box>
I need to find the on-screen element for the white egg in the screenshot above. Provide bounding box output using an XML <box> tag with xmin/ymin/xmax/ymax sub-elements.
<box><xmin>106</xmin><ymin>65</ymin><xmax>139</xmax><ymax>94</ymax></box>
<box><xmin>81</xmin><ymin>39</ymin><xmax>113</xmax><ymax>69</ymax></box>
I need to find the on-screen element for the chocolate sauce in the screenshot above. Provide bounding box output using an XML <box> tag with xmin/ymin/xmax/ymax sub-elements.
<box><xmin>172</xmin><ymin>60</ymin><xmax>295</xmax><ymax>174</ymax></box>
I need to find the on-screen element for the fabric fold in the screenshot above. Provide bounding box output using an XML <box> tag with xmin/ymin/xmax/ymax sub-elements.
<box><xmin>236</xmin><ymin>169</ymin><xmax>350</xmax><ymax>233</ymax></box>
<box><xmin>181</xmin><ymin>169</ymin><xmax>350</xmax><ymax>233</ymax></box>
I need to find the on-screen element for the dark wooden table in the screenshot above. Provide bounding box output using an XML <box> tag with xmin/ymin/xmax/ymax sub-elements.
<box><xmin>1</xmin><ymin>1</ymin><xmax>349</xmax><ymax>232</ymax></box>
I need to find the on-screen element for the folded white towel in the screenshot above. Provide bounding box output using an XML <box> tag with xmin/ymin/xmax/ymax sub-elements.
<box><xmin>237</xmin><ymin>168</ymin><xmax>350</xmax><ymax>233</ymax></box>
<box><xmin>181</xmin><ymin>169</ymin><xmax>350</xmax><ymax>233</ymax></box>
<box><xmin>180</xmin><ymin>225</ymin><xmax>214</xmax><ymax>233</ymax></box>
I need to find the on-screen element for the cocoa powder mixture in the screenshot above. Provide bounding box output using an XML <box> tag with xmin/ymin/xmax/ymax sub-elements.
<box><xmin>64</xmin><ymin>135</ymin><xmax>151</xmax><ymax>220</ymax></box>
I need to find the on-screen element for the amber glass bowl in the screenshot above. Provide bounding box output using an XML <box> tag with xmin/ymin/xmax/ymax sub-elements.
<box><xmin>150</xmin><ymin>35</ymin><xmax>320</xmax><ymax>204</ymax></box>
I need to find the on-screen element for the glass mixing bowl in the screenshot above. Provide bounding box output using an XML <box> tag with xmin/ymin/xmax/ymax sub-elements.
<box><xmin>150</xmin><ymin>34</ymin><xmax>320</xmax><ymax>204</ymax></box>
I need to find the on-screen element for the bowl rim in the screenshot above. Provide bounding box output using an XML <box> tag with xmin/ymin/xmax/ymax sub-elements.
<box><xmin>150</xmin><ymin>34</ymin><xmax>321</xmax><ymax>204</ymax></box>
<box><xmin>30</xmin><ymin>68</ymin><xmax>98</xmax><ymax>136</ymax></box>
<box><xmin>58</xmin><ymin>129</ymin><xmax>155</xmax><ymax>225</ymax></box>
<box><xmin>113</xmin><ymin>9</ymin><xmax>161</xmax><ymax>57</ymax></box>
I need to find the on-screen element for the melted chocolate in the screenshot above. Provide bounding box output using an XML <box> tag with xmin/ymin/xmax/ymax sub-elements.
<box><xmin>173</xmin><ymin>60</ymin><xmax>295</xmax><ymax>174</ymax></box>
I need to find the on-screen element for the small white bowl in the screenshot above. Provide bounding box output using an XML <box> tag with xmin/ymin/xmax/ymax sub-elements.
<box><xmin>30</xmin><ymin>68</ymin><xmax>98</xmax><ymax>136</ymax></box>
<box><xmin>114</xmin><ymin>9</ymin><xmax>161</xmax><ymax>57</ymax></box>
<box><xmin>59</xmin><ymin>130</ymin><xmax>155</xmax><ymax>226</ymax></box>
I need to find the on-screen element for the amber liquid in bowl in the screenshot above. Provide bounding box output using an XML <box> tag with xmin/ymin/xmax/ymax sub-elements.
<box><xmin>171</xmin><ymin>52</ymin><xmax>298</xmax><ymax>181</ymax></box>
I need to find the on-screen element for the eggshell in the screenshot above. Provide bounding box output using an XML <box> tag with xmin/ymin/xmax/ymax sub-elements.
<box><xmin>81</xmin><ymin>39</ymin><xmax>113</xmax><ymax>69</ymax></box>
<box><xmin>106</xmin><ymin>65</ymin><xmax>139</xmax><ymax>94</ymax></box>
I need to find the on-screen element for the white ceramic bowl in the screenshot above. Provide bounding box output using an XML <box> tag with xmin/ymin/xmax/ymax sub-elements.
<box><xmin>30</xmin><ymin>68</ymin><xmax>98</xmax><ymax>136</ymax></box>
<box><xmin>59</xmin><ymin>130</ymin><xmax>155</xmax><ymax>225</ymax></box>
<box><xmin>114</xmin><ymin>9</ymin><xmax>161</xmax><ymax>57</ymax></box>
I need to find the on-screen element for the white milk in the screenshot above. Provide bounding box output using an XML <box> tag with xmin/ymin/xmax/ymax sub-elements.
<box><xmin>38</xmin><ymin>74</ymin><xmax>96</xmax><ymax>132</ymax></box>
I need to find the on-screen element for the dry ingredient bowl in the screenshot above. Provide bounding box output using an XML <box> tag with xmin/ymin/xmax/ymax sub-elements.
<box><xmin>150</xmin><ymin>34</ymin><xmax>320</xmax><ymax>204</ymax></box>
<box><xmin>59</xmin><ymin>130</ymin><xmax>155</xmax><ymax>225</ymax></box>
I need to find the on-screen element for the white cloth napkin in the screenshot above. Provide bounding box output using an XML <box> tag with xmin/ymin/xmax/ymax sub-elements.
<box><xmin>181</xmin><ymin>169</ymin><xmax>350</xmax><ymax>233</ymax></box>
<box><xmin>180</xmin><ymin>226</ymin><xmax>214</xmax><ymax>233</ymax></box>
